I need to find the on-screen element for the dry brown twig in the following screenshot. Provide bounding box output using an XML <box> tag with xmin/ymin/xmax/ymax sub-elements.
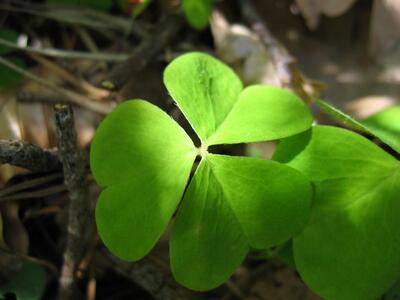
<box><xmin>55</xmin><ymin>104</ymin><xmax>92</xmax><ymax>300</ymax></box>
<box><xmin>0</xmin><ymin>56</ymin><xmax>113</xmax><ymax>114</ymax></box>
<box><xmin>0</xmin><ymin>0</ymin><xmax>149</xmax><ymax>37</ymax></box>
<box><xmin>0</xmin><ymin>37</ymin><xmax>129</xmax><ymax>62</ymax></box>
<box><xmin>106</xmin><ymin>15</ymin><xmax>184</xmax><ymax>89</ymax></box>
<box><xmin>238</xmin><ymin>0</ymin><xmax>325</xmax><ymax>102</ymax></box>
<box><xmin>28</xmin><ymin>53</ymin><xmax>110</xmax><ymax>99</ymax></box>
<box><xmin>108</xmin><ymin>254</ymin><xmax>191</xmax><ymax>300</ymax></box>
<box><xmin>0</xmin><ymin>139</ymin><xmax>61</xmax><ymax>172</ymax></box>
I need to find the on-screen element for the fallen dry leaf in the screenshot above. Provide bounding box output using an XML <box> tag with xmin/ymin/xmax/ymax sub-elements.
<box><xmin>295</xmin><ymin>0</ymin><xmax>358</xmax><ymax>29</ymax></box>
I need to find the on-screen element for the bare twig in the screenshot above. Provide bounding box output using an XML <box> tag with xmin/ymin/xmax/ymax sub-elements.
<box><xmin>238</xmin><ymin>0</ymin><xmax>325</xmax><ymax>102</ymax></box>
<box><xmin>106</xmin><ymin>15</ymin><xmax>184</xmax><ymax>89</ymax></box>
<box><xmin>109</xmin><ymin>255</ymin><xmax>190</xmax><ymax>300</ymax></box>
<box><xmin>0</xmin><ymin>56</ymin><xmax>113</xmax><ymax>114</ymax></box>
<box><xmin>28</xmin><ymin>53</ymin><xmax>110</xmax><ymax>99</ymax></box>
<box><xmin>238</xmin><ymin>0</ymin><xmax>295</xmax><ymax>87</ymax></box>
<box><xmin>0</xmin><ymin>173</ymin><xmax>62</xmax><ymax>198</ymax></box>
<box><xmin>55</xmin><ymin>104</ymin><xmax>92</xmax><ymax>300</ymax></box>
<box><xmin>0</xmin><ymin>250</ymin><xmax>59</xmax><ymax>279</ymax></box>
<box><xmin>0</xmin><ymin>1</ymin><xmax>149</xmax><ymax>37</ymax></box>
<box><xmin>0</xmin><ymin>184</ymin><xmax>66</xmax><ymax>202</ymax></box>
<box><xmin>0</xmin><ymin>38</ymin><xmax>129</xmax><ymax>62</ymax></box>
<box><xmin>0</xmin><ymin>139</ymin><xmax>61</xmax><ymax>172</ymax></box>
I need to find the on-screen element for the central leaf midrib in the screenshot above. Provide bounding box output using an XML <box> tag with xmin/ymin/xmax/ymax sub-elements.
<box><xmin>345</xmin><ymin>165</ymin><xmax>400</xmax><ymax>211</ymax></box>
<box><xmin>205</xmin><ymin>158</ymin><xmax>249</xmax><ymax>242</ymax></box>
<box><xmin>205</xmin><ymin>93</ymin><xmax>241</xmax><ymax>145</ymax></box>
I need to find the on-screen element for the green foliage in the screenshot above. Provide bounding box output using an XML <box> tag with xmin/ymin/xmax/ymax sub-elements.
<box><xmin>171</xmin><ymin>155</ymin><xmax>311</xmax><ymax>290</ymax></box>
<box><xmin>91</xmin><ymin>100</ymin><xmax>196</xmax><ymax>260</ymax></box>
<box><xmin>0</xmin><ymin>29</ymin><xmax>25</xmax><ymax>89</ymax></box>
<box><xmin>362</xmin><ymin>106</ymin><xmax>400</xmax><ymax>152</ymax></box>
<box><xmin>91</xmin><ymin>52</ymin><xmax>313</xmax><ymax>290</ymax></box>
<box><xmin>131</xmin><ymin>0</ymin><xmax>152</xmax><ymax>17</ymax></box>
<box><xmin>316</xmin><ymin>99</ymin><xmax>400</xmax><ymax>152</ymax></box>
<box><xmin>0</xmin><ymin>58</ymin><xmax>24</xmax><ymax>89</ymax></box>
<box><xmin>182</xmin><ymin>0</ymin><xmax>213</xmax><ymax>29</ymax></box>
<box><xmin>0</xmin><ymin>29</ymin><xmax>18</xmax><ymax>55</ymax></box>
<box><xmin>274</xmin><ymin>126</ymin><xmax>400</xmax><ymax>300</ymax></box>
<box><xmin>0</xmin><ymin>261</ymin><xmax>47</xmax><ymax>300</ymax></box>
<box><xmin>164</xmin><ymin>53</ymin><xmax>312</xmax><ymax>145</ymax></box>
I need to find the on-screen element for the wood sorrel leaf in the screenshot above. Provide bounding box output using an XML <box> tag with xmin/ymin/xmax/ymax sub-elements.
<box><xmin>207</xmin><ymin>85</ymin><xmax>313</xmax><ymax>145</ymax></box>
<box><xmin>171</xmin><ymin>154</ymin><xmax>312</xmax><ymax>290</ymax></box>
<box><xmin>274</xmin><ymin>125</ymin><xmax>400</xmax><ymax>300</ymax></box>
<box><xmin>317</xmin><ymin>99</ymin><xmax>400</xmax><ymax>153</ymax></box>
<box><xmin>170</xmin><ymin>159</ymin><xmax>249</xmax><ymax>291</ymax></box>
<box><xmin>182</xmin><ymin>0</ymin><xmax>212</xmax><ymax>29</ymax></box>
<box><xmin>362</xmin><ymin>106</ymin><xmax>400</xmax><ymax>153</ymax></box>
<box><xmin>91</xmin><ymin>100</ymin><xmax>196</xmax><ymax>260</ymax></box>
<box><xmin>164</xmin><ymin>53</ymin><xmax>312</xmax><ymax>146</ymax></box>
<box><xmin>164</xmin><ymin>52</ymin><xmax>243</xmax><ymax>143</ymax></box>
<box><xmin>0</xmin><ymin>261</ymin><xmax>47</xmax><ymax>300</ymax></box>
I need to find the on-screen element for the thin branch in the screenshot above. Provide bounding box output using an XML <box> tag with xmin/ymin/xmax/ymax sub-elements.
<box><xmin>0</xmin><ymin>139</ymin><xmax>61</xmax><ymax>172</ymax></box>
<box><xmin>0</xmin><ymin>184</ymin><xmax>66</xmax><ymax>202</ymax></box>
<box><xmin>0</xmin><ymin>246</ymin><xmax>59</xmax><ymax>276</ymax></box>
<box><xmin>106</xmin><ymin>15</ymin><xmax>184</xmax><ymax>89</ymax></box>
<box><xmin>0</xmin><ymin>56</ymin><xmax>113</xmax><ymax>114</ymax></box>
<box><xmin>0</xmin><ymin>173</ymin><xmax>62</xmax><ymax>197</ymax></box>
<box><xmin>28</xmin><ymin>53</ymin><xmax>110</xmax><ymax>99</ymax></box>
<box><xmin>0</xmin><ymin>38</ymin><xmax>129</xmax><ymax>62</ymax></box>
<box><xmin>0</xmin><ymin>3</ymin><xmax>132</xmax><ymax>34</ymax></box>
<box><xmin>238</xmin><ymin>0</ymin><xmax>295</xmax><ymax>87</ymax></box>
<box><xmin>109</xmin><ymin>255</ymin><xmax>190</xmax><ymax>300</ymax></box>
<box><xmin>55</xmin><ymin>104</ymin><xmax>92</xmax><ymax>300</ymax></box>
<box><xmin>238</xmin><ymin>0</ymin><xmax>325</xmax><ymax>102</ymax></box>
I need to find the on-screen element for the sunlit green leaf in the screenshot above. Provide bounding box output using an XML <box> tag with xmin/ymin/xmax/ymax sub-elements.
<box><xmin>182</xmin><ymin>0</ymin><xmax>212</xmax><ymax>29</ymax></box>
<box><xmin>91</xmin><ymin>100</ymin><xmax>196</xmax><ymax>260</ymax></box>
<box><xmin>362</xmin><ymin>106</ymin><xmax>400</xmax><ymax>153</ymax></box>
<box><xmin>170</xmin><ymin>160</ymin><xmax>249</xmax><ymax>291</ymax></box>
<box><xmin>274</xmin><ymin>125</ymin><xmax>400</xmax><ymax>300</ymax></box>
<box><xmin>164</xmin><ymin>53</ymin><xmax>312</xmax><ymax>146</ymax></box>
<box><xmin>316</xmin><ymin>99</ymin><xmax>400</xmax><ymax>153</ymax></box>
<box><xmin>164</xmin><ymin>52</ymin><xmax>243</xmax><ymax>143</ymax></box>
<box><xmin>207</xmin><ymin>85</ymin><xmax>313</xmax><ymax>145</ymax></box>
<box><xmin>171</xmin><ymin>154</ymin><xmax>312</xmax><ymax>290</ymax></box>
<box><xmin>92</xmin><ymin>52</ymin><xmax>315</xmax><ymax>290</ymax></box>
<box><xmin>206</xmin><ymin>155</ymin><xmax>312</xmax><ymax>248</ymax></box>
<box><xmin>316</xmin><ymin>99</ymin><xmax>367</xmax><ymax>132</ymax></box>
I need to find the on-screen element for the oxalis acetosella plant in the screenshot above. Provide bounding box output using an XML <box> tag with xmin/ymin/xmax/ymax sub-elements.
<box><xmin>90</xmin><ymin>52</ymin><xmax>314</xmax><ymax>290</ymax></box>
<box><xmin>90</xmin><ymin>52</ymin><xmax>400</xmax><ymax>299</ymax></box>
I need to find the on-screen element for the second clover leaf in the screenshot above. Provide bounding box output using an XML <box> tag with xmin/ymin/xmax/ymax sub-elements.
<box><xmin>90</xmin><ymin>52</ymin><xmax>314</xmax><ymax>290</ymax></box>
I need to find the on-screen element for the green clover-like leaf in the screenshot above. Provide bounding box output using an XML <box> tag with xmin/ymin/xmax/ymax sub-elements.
<box><xmin>91</xmin><ymin>52</ymin><xmax>313</xmax><ymax>290</ymax></box>
<box><xmin>0</xmin><ymin>261</ymin><xmax>47</xmax><ymax>300</ymax></box>
<box><xmin>182</xmin><ymin>0</ymin><xmax>212</xmax><ymax>29</ymax></box>
<box><xmin>171</xmin><ymin>155</ymin><xmax>311</xmax><ymax>290</ymax></box>
<box><xmin>164</xmin><ymin>53</ymin><xmax>313</xmax><ymax>145</ymax></box>
<box><xmin>316</xmin><ymin>99</ymin><xmax>400</xmax><ymax>153</ymax></box>
<box><xmin>362</xmin><ymin>105</ymin><xmax>400</xmax><ymax>153</ymax></box>
<box><xmin>91</xmin><ymin>100</ymin><xmax>197</xmax><ymax>260</ymax></box>
<box><xmin>274</xmin><ymin>125</ymin><xmax>400</xmax><ymax>300</ymax></box>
